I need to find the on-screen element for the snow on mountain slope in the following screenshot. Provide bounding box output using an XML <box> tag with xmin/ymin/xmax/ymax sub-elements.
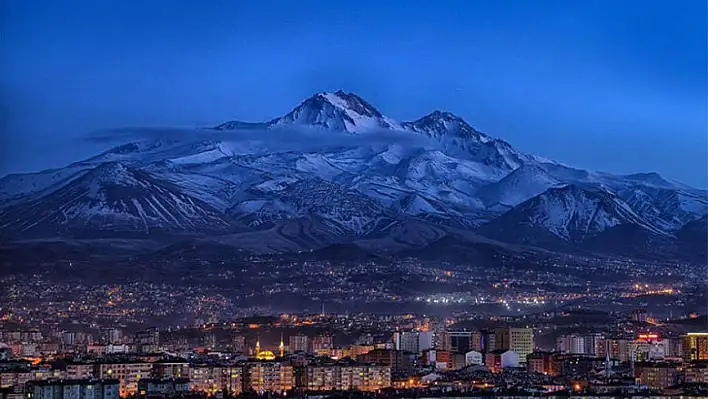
<box><xmin>540</xmin><ymin>163</ymin><xmax>708</xmax><ymax>229</ymax></box>
<box><xmin>397</xmin><ymin>193</ymin><xmax>449</xmax><ymax>216</ymax></box>
<box><xmin>0</xmin><ymin>162</ymin><xmax>235</xmax><ymax>237</ymax></box>
<box><xmin>266</xmin><ymin>90</ymin><xmax>400</xmax><ymax>133</ymax></box>
<box><xmin>619</xmin><ymin>186</ymin><xmax>708</xmax><ymax>230</ymax></box>
<box><xmin>621</xmin><ymin>172</ymin><xmax>695</xmax><ymax>191</ymax></box>
<box><xmin>87</xmin><ymin>139</ymin><xmax>238</xmax><ymax>166</ymax></box>
<box><xmin>228</xmin><ymin>177</ymin><xmax>395</xmax><ymax>236</ymax></box>
<box><xmin>402</xmin><ymin>110</ymin><xmax>492</xmax><ymax>143</ymax></box>
<box><xmin>480</xmin><ymin>185</ymin><xmax>667</xmax><ymax>245</ymax></box>
<box><xmin>1</xmin><ymin>90</ymin><xmax>705</xmax><ymax>260</ymax></box>
<box><xmin>0</xmin><ymin>164</ymin><xmax>91</xmax><ymax>204</ymax></box>
<box><xmin>214</xmin><ymin>92</ymin><xmax>549</xmax><ymax>171</ymax></box>
<box><xmin>476</xmin><ymin>163</ymin><xmax>563</xmax><ymax>208</ymax></box>
<box><xmin>402</xmin><ymin>111</ymin><xmax>552</xmax><ymax>170</ymax></box>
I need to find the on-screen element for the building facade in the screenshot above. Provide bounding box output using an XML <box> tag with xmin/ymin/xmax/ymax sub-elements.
<box><xmin>305</xmin><ymin>364</ymin><xmax>390</xmax><ymax>391</ymax></box>
<box><xmin>682</xmin><ymin>333</ymin><xmax>708</xmax><ymax>361</ymax></box>
<box><xmin>289</xmin><ymin>335</ymin><xmax>309</xmax><ymax>354</ymax></box>
<box><xmin>27</xmin><ymin>379</ymin><xmax>119</xmax><ymax>399</ymax></box>
<box><xmin>509</xmin><ymin>328</ymin><xmax>534</xmax><ymax>363</ymax></box>
<box><xmin>95</xmin><ymin>363</ymin><xmax>153</xmax><ymax>396</ymax></box>
<box><xmin>247</xmin><ymin>362</ymin><xmax>294</xmax><ymax>393</ymax></box>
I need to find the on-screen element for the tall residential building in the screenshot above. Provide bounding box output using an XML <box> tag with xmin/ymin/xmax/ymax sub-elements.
<box><xmin>311</xmin><ymin>335</ymin><xmax>333</xmax><ymax>355</ymax></box>
<box><xmin>289</xmin><ymin>335</ymin><xmax>309</xmax><ymax>354</ymax></box>
<box><xmin>632</xmin><ymin>309</ymin><xmax>649</xmax><ymax>323</ymax></box>
<box><xmin>232</xmin><ymin>334</ymin><xmax>246</xmax><ymax>352</ymax></box>
<box><xmin>494</xmin><ymin>328</ymin><xmax>534</xmax><ymax>363</ymax></box>
<box><xmin>248</xmin><ymin>362</ymin><xmax>294</xmax><ymax>393</ymax></box>
<box><xmin>494</xmin><ymin>329</ymin><xmax>510</xmax><ymax>352</ymax></box>
<box><xmin>480</xmin><ymin>329</ymin><xmax>496</xmax><ymax>352</ymax></box>
<box><xmin>527</xmin><ymin>352</ymin><xmax>555</xmax><ymax>375</ymax></box>
<box><xmin>393</xmin><ymin>332</ymin><xmax>416</xmax><ymax>353</ymax></box>
<box><xmin>470</xmin><ymin>331</ymin><xmax>483</xmax><ymax>352</ymax></box>
<box><xmin>65</xmin><ymin>364</ymin><xmax>95</xmax><ymax>380</ymax></box>
<box><xmin>27</xmin><ymin>379</ymin><xmax>120</xmax><ymax>399</ymax></box>
<box><xmin>667</xmin><ymin>337</ymin><xmax>683</xmax><ymax>359</ymax></box>
<box><xmin>584</xmin><ymin>333</ymin><xmax>604</xmax><ymax>357</ymax></box>
<box><xmin>152</xmin><ymin>362</ymin><xmax>189</xmax><ymax>379</ymax></box>
<box><xmin>137</xmin><ymin>378</ymin><xmax>190</xmax><ymax>397</ymax></box>
<box><xmin>61</xmin><ymin>332</ymin><xmax>76</xmax><ymax>347</ymax></box>
<box><xmin>393</xmin><ymin>331</ymin><xmax>432</xmax><ymax>354</ymax></box>
<box><xmin>598</xmin><ymin>338</ymin><xmax>631</xmax><ymax>362</ymax></box>
<box><xmin>682</xmin><ymin>333</ymin><xmax>708</xmax><ymax>361</ymax></box>
<box><xmin>305</xmin><ymin>364</ymin><xmax>390</xmax><ymax>391</ymax></box>
<box><xmin>95</xmin><ymin>363</ymin><xmax>153</xmax><ymax>396</ymax></box>
<box><xmin>556</xmin><ymin>334</ymin><xmax>586</xmax><ymax>354</ymax></box>
<box><xmin>509</xmin><ymin>328</ymin><xmax>534</xmax><ymax>363</ymax></box>
<box><xmin>189</xmin><ymin>365</ymin><xmax>243</xmax><ymax>395</ymax></box>
<box><xmin>1</xmin><ymin>369</ymin><xmax>63</xmax><ymax>390</ymax></box>
<box><xmin>358</xmin><ymin>349</ymin><xmax>404</xmax><ymax>372</ymax></box>
<box><xmin>418</xmin><ymin>331</ymin><xmax>434</xmax><ymax>352</ymax></box>
<box><xmin>100</xmin><ymin>329</ymin><xmax>123</xmax><ymax>345</ymax></box>
<box><xmin>684</xmin><ymin>363</ymin><xmax>708</xmax><ymax>383</ymax></box>
<box><xmin>134</xmin><ymin>328</ymin><xmax>159</xmax><ymax>346</ymax></box>
<box><xmin>441</xmin><ymin>330</ymin><xmax>471</xmax><ymax>353</ymax></box>
<box><xmin>634</xmin><ymin>362</ymin><xmax>679</xmax><ymax>390</ymax></box>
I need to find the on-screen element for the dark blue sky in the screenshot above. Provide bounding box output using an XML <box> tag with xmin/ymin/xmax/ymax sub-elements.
<box><xmin>2</xmin><ymin>0</ymin><xmax>706</xmax><ymax>187</ymax></box>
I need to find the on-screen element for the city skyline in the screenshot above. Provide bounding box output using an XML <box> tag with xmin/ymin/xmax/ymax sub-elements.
<box><xmin>1</xmin><ymin>1</ymin><xmax>706</xmax><ymax>397</ymax></box>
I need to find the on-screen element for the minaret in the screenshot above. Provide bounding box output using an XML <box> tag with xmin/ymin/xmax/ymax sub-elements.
<box><xmin>255</xmin><ymin>335</ymin><xmax>261</xmax><ymax>357</ymax></box>
<box><xmin>279</xmin><ymin>330</ymin><xmax>285</xmax><ymax>358</ymax></box>
<box><xmin>604</xmin><ymin>340</ymin><xmax>611</xmax><ymax>379</ymax></box>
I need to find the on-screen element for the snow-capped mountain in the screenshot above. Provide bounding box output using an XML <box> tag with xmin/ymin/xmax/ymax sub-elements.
<box><xmin>1</xmin><ymin>90</ymin><xmax>706</xmax><ymax>260</ymax></box>
<box><xmin>401</xmin><ymin>111</ymin><xmax>546</xmax><ymax>171</ymax></box>
<box><xmin>0</xmin><ymin>162</ymin><xmax>236</xmax><ymax>237</ymax></box>
<box><xmin>217</xmin><ymin>90</ymin><xmax>400</xmax><ymax>133</ymax></box>
<box><xmin>476</xmin><ymin>163</ymin><xmax>563</xmax><ymax>209</ymax></box>
<box><xmin>478</xmin><ymin>185</ymin><xmax>668</xmax><ymax>248</ymax></box>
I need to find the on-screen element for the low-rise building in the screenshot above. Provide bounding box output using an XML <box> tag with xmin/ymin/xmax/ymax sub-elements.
<box><xmin>527</xmin><ymin>351</ymin><xmax>555</xmax><ymax>375</ymax></box>
<box><xmin>485</xmin><ymin>350</ymin><xmax>519</xmax><ymax>373</ymax></box>
<box><xmin>464</xmin><ymin>350</ymin><xmax>483</xmax><ymax>367</ymax></box>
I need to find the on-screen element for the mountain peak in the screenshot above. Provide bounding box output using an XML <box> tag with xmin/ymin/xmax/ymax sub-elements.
<box><xmin>316</xmin><ymin>91</ymin><xmax>384</xmax><ymax>118</ymax></box>
<box><xmin>403</xmin><ymin>109</ymin><xmax>487</xmax><ymax>142</ymax></box>
<box><xmin>425</xmin><ymin>110</ymin><xmax>464</xmax><ymax>121</ymax></box>
<box><xmin>77</xmin><ymin>162</ymin><xmax>147</xmax><ymax>188</ymax></box>
<box><xmin>269</xmin><ymin>91</ymin><xmax>398</xmax><ymax>133</ymax></box>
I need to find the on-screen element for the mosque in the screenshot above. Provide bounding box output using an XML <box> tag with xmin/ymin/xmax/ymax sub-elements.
<box><xmin>254</xmin><ymin>332</ymin><xmax>285</xmax><ymax>360</ymax></box>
